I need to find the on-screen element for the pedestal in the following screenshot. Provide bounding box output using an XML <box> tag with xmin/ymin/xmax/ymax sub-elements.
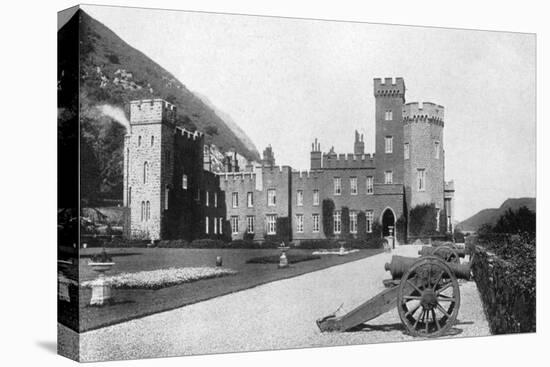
<box><xmin>58</xmin><ymin>272</ymin><xmax>71</xmax><ymax>302</ymax></box>
<box><xmin>90</xmin><ymin>273</ymin><xmax>112</xmax><ymax>306</ymax></box>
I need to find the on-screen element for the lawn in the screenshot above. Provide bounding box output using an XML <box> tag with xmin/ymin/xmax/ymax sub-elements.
<box><xmin>74</xmin><ymin>247</ymin><xmax>383</xmax><ymax>331</ymax></box>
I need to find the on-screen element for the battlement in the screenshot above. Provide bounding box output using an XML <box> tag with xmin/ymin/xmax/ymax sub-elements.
<box><xmin>130</xmin><ymin>99</ymin><xmax>177</xmax><ymax>125</ymax></box>
<box><xmin>175</xmin><ymin>126</ymin><xmax>204</xmax><ymax>141</ymax></box>
<box><xmin>403</xmin><ymin>102</ymin><xmax>444</xmax><ymax>126</ymax></box>
<box><xmin>373</xmin><ymin>77</ymin><xmax>405</xmax><ymax>98</ymax></box>
<box><xmin>322</xmin><ymin>152</ymin><xmax>376</xmax><ymax>169</ymax></box>
<box><xmin>218</xmin><ymin>171</ymin><xmax>257</xmax><ymax>182</ymax></box>
<box><xmin>291</xmin><ymin>169</ymin><xmax>323</xmax><ymax>180</ymax></box>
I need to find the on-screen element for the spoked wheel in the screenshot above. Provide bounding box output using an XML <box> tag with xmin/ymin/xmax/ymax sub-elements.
<box><xmin>397</xmin><ymin>256</ymin><xmax>460</xmax><ymax>337</ymax></box>
<box><xmin>433</xmin><ymin>246</ymin><xmax>460</xmax><ymax>263</ymax></box>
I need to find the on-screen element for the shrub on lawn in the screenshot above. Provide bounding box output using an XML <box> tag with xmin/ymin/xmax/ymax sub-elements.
<box><xmin>246</xmin><ymin>254</ymin><xmax>321</xmax><ymax>264</ymax></box>
<box><xmin>297</xmin><ymin>239</ymin><xmax>338</xmax><ymax>249</ymax></box>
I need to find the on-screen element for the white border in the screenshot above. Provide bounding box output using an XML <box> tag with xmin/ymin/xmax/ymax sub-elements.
<box><xmin>1</xmin><ymin>1</ymin><xmax>546</xmax><ymax>367</ymax></box>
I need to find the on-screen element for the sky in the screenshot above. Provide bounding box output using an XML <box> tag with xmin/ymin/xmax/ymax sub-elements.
<box><xmin>83</xmin><ymin>5</ymin><xmax>536</xmax><ymax>222</ymax></box>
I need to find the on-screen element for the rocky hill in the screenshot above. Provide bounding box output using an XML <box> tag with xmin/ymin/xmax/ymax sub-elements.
<box><xmin>59</xmin><ymin>9</ymin><xmax>260</xmax><ymax>204</ymax></box>
<box><xmin>457</xmin><ymin>197</ymin><xmax>536</xmax><ymax>232</ymax></box>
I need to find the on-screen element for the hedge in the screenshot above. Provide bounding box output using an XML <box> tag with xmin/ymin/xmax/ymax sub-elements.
<box><xmin>470</xmin><ymin>234</ymin><xmax>535</xmax><ymax>334</ymax></box>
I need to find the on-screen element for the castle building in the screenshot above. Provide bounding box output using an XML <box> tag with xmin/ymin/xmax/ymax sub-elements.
<box><xmin>123</xmin><ymin>78</ymin><xmax>455</xmax><ymax>243</ymax></box>
<box><xmin>123</xmin><ymin>99</ymin><xmax>225</xmax><ymax>241</ymax></box>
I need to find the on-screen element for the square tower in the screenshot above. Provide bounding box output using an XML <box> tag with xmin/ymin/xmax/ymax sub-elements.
<box><xmin>374</xmin><ymin>77</ymin><xmax>405</xmax><ymax>185</ymax></box>
<box><xmin>123</xmin><ymin>99</ymin><xmax>177</xmax><ymax>240</ymax></box>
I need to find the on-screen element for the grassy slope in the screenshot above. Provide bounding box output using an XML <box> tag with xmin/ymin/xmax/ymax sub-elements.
<box><xmin>457</xmin><ymin>197</ymin><xmax>535</xmax><ymax>231</ymax></box>
<box><xmin>76</xmin><ymin>10</ymin><xmax>260</xmax><ymax>201</ymax></box>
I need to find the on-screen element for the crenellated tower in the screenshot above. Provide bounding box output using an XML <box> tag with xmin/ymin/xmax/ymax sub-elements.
<box><xmin>123</xmin><ymin>98</ymin><xmax>177</xmax><ymax>240</ymax></box>
<box><xmin>374</xmin><ymin>77</ymin><xmax>406</xmax><ymax>185</ymax></box>
<box><xmin>403</xmin><ymin>101</ymin><xmax>446</xmax><ymax>229</ymax></box>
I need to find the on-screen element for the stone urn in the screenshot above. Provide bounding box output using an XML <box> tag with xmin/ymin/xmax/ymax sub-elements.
<box><xmin>278</xmin><ymin>242</ymin><xmax>290</xmax><ymax>268</ymax></box>
<box><xmin>88</xmin><ymin>260</ymin><xmax>115</xmax><ymax>306</ymax></box>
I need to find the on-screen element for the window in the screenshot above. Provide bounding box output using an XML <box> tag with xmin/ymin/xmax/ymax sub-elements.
<box><xmin>151</xmin><ymin>135</ymin><xmax>154</xmax><ymax>146</ymax></box>
<box><xmin>182</xmin><ymin>174</ymin><xmax>188</xmax><ymax>189</ymax></box>
<box><xmin>350</xmin><ymin>177</ymin><xmax>358</xmax><ymax>195</ymax></box>
<box><xmin>366</xmin><ymin>210</ymin><xmax>374</xmax><ymax>233</ymax></box>
<box><xmin>295</xmin><ymin>214</ymin><xmax>304</xmax><ymax>233</ymax></box>
<box><xmin>313</xmin><ymin>190</ymin><xmax>320</xmax><ymax>206</ymax></box>
<box><xmin>434</xmin><ymin>141</ymin><xmax>440</xmax><ymax>159</ymax></box>
<box><xmin>333</xmin><ymin>211</ymin><xmax>341</xmax><ymax>234</ymax></box>
<box><xmin>436</xmin><ymin>208</ymin><xmax>441</xmax><ymax>231</ymax></box>
<box><xmin>334</xmin><ymin>177</ymin><xmax>341</xmax><ymax>195</ymax></box>
<box><xmin>385</xmin><ymin>171</ymin><xmax>393</xmax><ymax>184</ymax></box>
<box><xmin>214</xmin><ymin>192</ymin><xmax>218</xmax><ymax>208</ymax></box>
<box><xmin>366</xmin><ymin>176</ymin><xmax>374</xmax><ymax>195</ymax></box>
<box><xmin>232</xmin><ymin>192</ymin><xmax>239</xmax><ymax>208</ymax></box>
<box><xmin>165</xmin><ymin>187</ymin><xmax>169</xmax><ymax>210</ymax></box>
<box><xmin>404</xmin><ymin>143</ymin><xmax>410</xmax><ymax>160</ymax></box>
<box><xmin>297</xmin><ymin>190</ymin><xmax>304</xmax><ymax>206</ymax></box>
<box><xmin>350</xmin><ymin>211</ymin><xmax>357</xmax><ymax>234</ymax></box>
<box><xmin>312</xmin><ymin>214</ymin><xmax>320</xmax><ymax>233</ymax></box>
<box><xmin>196</xmin><ymin>189</ymin><xmax>201</xmax><ymax>202</ymax></box>
<box><xmin>247</xmin><ymin>192</ymin><xmax>254</xmax><ymax>207</ymax></box>
<box><xmin>140</xmin><ymin>201</ymin><xmax>145</xmax><ymax>222</ymax></box>
<box><xmin>266</xmin><ymin>215</ymin><xmax>277</xmax><ymax>235</ymax></box>
<box><xmin>146</xmin><ymin>201</ymin><xmax>150</xmax><ymax>221</ymax></box>
<box><xmin>385</xmin><ymin>110</ymin><xmax>393</xmax><ymax>121</ymax></box>
<box><xmin>385</xmin><ymin>136</ymin><xmax>393</xmax><ymax>154</ymax></box>
<box><xmin>417</xmin><ymin>169</ymin><xmax>426</xmax><ymax>191</ymax></box>
<box><xmin>128</xmin><ymin>187</ymin><xmax>131</xmax><ymax>205</ymax></box>
<box><xmin>214</xmin><ymin>217</ymin><xmax>218</xmax><ymax>234</ymax></box>
<box><xmin>206</xmin><ymin>191</ymin><xmax>209</xmax><ymax>207</ymax></box>
<box><xmin>138</xmin><ymin>136</ymin><xmax>142</xmax><ymax>146</ymax></box>
<box><xmin>205</xmin><ymin>217</ymin><xmax>209</xmax><ymax>234</ymax></box>
<box><xmin>143</xmin><ymin>161</ymin><xmax>148</xmax><ymax>184</ymax></box>
<box><xmin>230</xmin><ymin>216</ymin><xmax>239</xmax><ymax>234</ymax></box>
<box><xmin>219</xmin><ymin>218</ymin><xmax>223</xmax><ymax>234</ymax></box>
<box><xmin>267</xmin><ymin>189</ymin><xmax>276</xmax><ymax>206</ymax></box>
<box><xmin>247</xmin><ymin>216</ymin><xmax>255</xmax><ymax>234</ymax></box>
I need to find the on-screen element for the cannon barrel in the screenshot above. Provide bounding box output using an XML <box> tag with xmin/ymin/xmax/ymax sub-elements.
<box><xmin>384</xmin><ymin>255</ymin><xmax>471</xmax><ymax>280</ymax></box>
<box><xmin>418</xmin><ymin>246</ymin><xmax>466</xmax><ymax>258</ymax></box>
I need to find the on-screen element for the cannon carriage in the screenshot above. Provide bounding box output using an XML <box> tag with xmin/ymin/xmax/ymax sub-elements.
<box><xmin>316</xmin><ymin>246</ymin><xmax>472</xmax><ymax>338</ymax></box>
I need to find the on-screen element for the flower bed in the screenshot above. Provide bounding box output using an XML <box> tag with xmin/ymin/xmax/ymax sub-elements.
<box><xmin>81</xmin><ymin>267</ymin><xmax>237</xmax><ymax>289</ymax></box>
<box><xmin>312</xmin><ymin>249</ymin><xmax>360</xmax><ymax>255</ymax></box>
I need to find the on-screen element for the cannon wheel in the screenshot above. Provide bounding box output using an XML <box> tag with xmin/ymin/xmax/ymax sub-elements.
<box><xmin>433</xmin><ymin>245</ymin><xmax>460</xmax><ymax>263</ymax></box>
<box><xmin>397</xmin><ymin>256</ymin><xmax>461</xmax><ymax>337</ymax></box>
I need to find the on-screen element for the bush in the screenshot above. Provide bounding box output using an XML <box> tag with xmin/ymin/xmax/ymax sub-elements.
<box><xmin>322</xmin><ymin>199</ymin><xmax>335</xmax><ymax>238</ymax></box>
<box><xmin>157</xmin><ymin>239</ymin><xmax>189</xmax><ymax>248</ymax></box>
<box><xmin>471</xmin><ymin>234</ymin><xmax>535</xmax><ymax>333</ymax></box>
<box><xmin>297</xmin><ymin>239</ymin><xmax>339</xmax><ymax>249</ymax></box>
<box><xmin>189</xmin><ymin>239</ymin><xmax>226</xmax><ymax>248</ymax></box>
<box><xmin>409</xmin><ymin>203</ymin><xmax>438</xmax><ymax>236</ymax></box>
<box><xmin>246</xmin><ymin>254</ymin><xmax>321</xmax><ymax>264</ymax></box>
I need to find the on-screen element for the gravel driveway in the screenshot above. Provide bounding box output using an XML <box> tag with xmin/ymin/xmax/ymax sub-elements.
<box><xmin>60</xmin><ymin>244</ymin><xmax>490</xmax><ymax>362</ymax></box>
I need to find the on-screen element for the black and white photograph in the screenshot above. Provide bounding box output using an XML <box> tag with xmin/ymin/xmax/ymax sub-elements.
<box><xmin>55</xmin><ymin>3</ymin><xmax>539</xmax><ymax>362</ymax></box>
<box><xmin>4</xmin><ymin>1</ymin><xmax>546</xmax><ymax>366</ymax></box>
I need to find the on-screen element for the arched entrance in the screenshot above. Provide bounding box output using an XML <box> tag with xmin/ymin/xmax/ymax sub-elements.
<box><xmin>381</xmin><ymin>208</ymin><xmax>396</xmax><ymax>237</ymax></box>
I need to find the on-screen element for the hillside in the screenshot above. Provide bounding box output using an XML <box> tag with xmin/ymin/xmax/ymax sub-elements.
<box><xmin>457</xmin><ymin>197</ymin><xmax>536</xmax><ymax>232</ymax></box>
<box><xmin>59</xmin><ymin>9</ymin><xmax>260</xmax><ymax>204</ymax></box>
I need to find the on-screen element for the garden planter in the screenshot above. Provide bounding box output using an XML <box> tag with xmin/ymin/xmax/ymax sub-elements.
<box><xmin>88</xmin><ymin>261</ymin><xmax>115</xmax><ymax>306</ymax></box>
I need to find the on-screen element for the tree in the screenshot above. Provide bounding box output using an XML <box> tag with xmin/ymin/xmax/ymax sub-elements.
<box><xmin>493</xmin><ymin>206</ymin><xmax>536</xmax><ymax>234</ymax></box>
<box><xmin>322</xmin><ymin>199</ymin><xmax>335</xmax><ymax>238</ymax></box>
<box><xmin>357</xmin><ymin>211</ymin><xmax>367</xmax><ymax>240</ymax></box>
<box><xmin>341</xmin><ymin>207</ymin><xmax>350</xmax><ymax>238</ymax></box>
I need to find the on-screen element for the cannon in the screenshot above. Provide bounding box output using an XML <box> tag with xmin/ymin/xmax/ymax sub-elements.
<box><xmin>316</xmin><ymin>255</ymin><xmax>471</xmax><ymax>338</ymax></box>
<box><xmin>418</xmin><ymin>245</ymin><xmax>466</xmax><ymax>263</ymax></box>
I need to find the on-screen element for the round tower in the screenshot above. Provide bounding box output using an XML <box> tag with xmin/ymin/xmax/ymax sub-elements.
<box><xmin>403</xmin><ymin>102</ymin><xmax>445</xmax><ymax>226</ymax></box>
